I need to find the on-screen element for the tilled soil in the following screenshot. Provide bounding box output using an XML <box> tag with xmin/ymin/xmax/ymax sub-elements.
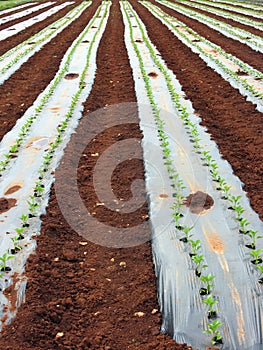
<box><xmin>0</xmin><ymin>0</ymin><xmax>262</xmax><ymax>349</ymax></box>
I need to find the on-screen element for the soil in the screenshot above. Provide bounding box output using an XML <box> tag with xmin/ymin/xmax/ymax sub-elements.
<box><xmin>0</xmin><ymin>0</ymin><xmax>262</xmax><ymax>349</ymax></box>
<box><xmin>183</xmin><ymin>191</ymin><xmax>214</xmax><ymax>214</ymax></box>
<box><xmin>0</xmin><ymin>198</ymin><xmax>16</xmax><ymax>214</ymax></box>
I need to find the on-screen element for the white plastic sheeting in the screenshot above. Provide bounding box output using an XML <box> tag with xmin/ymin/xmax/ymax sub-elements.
<box><xmin>121</xmin><ymin>2</ymin><xmax>263</xmax><ymax>349</ymax></box>
<box><xmin>0</xmin><ymin>2</ymin><xmax>74</xmax><ymax>41</ymax></box>
<box><xmin>0</xmin><ymin>1</ymin><xmax>111</xmax><ymax>330</ymax></box>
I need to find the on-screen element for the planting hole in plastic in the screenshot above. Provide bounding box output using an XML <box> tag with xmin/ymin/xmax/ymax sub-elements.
<box><xmin>64</xmin><ymin>73</ymin><xmax>79</xmax><ymax>80</ymax></box>
<box><xmin>148</xmin><ymin>71</ymin><xmax>158</xmax><ymax>78</ymax></box>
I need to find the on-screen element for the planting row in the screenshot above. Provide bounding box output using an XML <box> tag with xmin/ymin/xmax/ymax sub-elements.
<box><xmin>141</xmin><ymin>1</ymin><xmax>263</xmax><ymax>112</ymax></box>
<box><xmin>157</xmin><ymin>0</ymin><xmax>263</xmax><ymax>53</ymax></box>
<box><xmin>0</xmin><ymin>1</ymin><xmax>74</xmax><ymax>41</ymax></box>
<box><xmin>122</xmin><ymin>1</ymin><xmax>262</xmax><ymax>348</ymax></box>
<box><xmin>0</xmin><ymin>1</ymin><xmax>91</xmax><ymax>84</ymax></box>
<box><xmin>175</xmin><ymin>0</ymin><xmax>263</xmax><ymax>28</ymax></box>
<box><xmin>0</xmin><ymin>1</ymin><xmax>54</xmax><ymax>26</ymax></box>
<box><xmin>0</xmin><ymin>2</ymin><xmax>37</xmax><ymax>16</ymax></box>
<box><xmin>0</xmin><ymin>0</ymin><xmax>111</xmax><ymax>330</ymax></box>
<box><xmin>209</xmin><ymin>0</ymin><xmax>263</xmax><ymax>11</ymax></box>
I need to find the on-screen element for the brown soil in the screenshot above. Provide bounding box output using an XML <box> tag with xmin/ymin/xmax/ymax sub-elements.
<box><xmin>183</xmin><ymin>191</ymin><xmax>214</xmax><ymax>214</ymax></box>
<box><xmin>0</xmin><ymin>3</ymin><xmax>55</xmax><ymax>31</ymax></box>
<box><xmin>0</xmin><ymin>198</ymin><xmax>16</xmax><ymax>214</ymax></box>
<box><xmin>171</xmin><ymin>0</ymin><xmax>263</xmax><ymax>37</ymax></box>
<box><xmin>155</xmin><ymin>0</ymin><xmax>263</xmax><ymax>73</ymax></box>
<box><xmin>0</xmin><ymin>0</ymin><xmax>262</xmax><ymax>349</ymax></box>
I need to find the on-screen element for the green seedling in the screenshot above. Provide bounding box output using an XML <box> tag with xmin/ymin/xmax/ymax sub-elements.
<box><xmin>256</xmin><ymin>265</ymin><xmax>263</xmax><ymax>284</ymax></box>
<box><xmin>163</xmin><ymin>147</ymin><xmax>171</xmax><ymax>158</ymax></box>
<box><xmin>200</xmin><ymin>273</ymin><xmax>215</xmax><ymax>295</ymax></box>
<box><xmin>246</xmin><ymin>230</ymin><xmax>263</xmax><ymax>250</ymax></box>
<box><xmin>175</xmin><ymin>179</ymin><xmax>186</xmax><ymax>190</ymax></box>
<box><xmin>0</xmin><ymin>159</ymin><xmax>8</xmax><ymax>171</ymax></box>
<box><xmin>189</xmin><ymin>239</ymin><xmax>201</xmax><ymax>256</ymax></box>
<box><xmin>4</xmin><ymin>153</ymin><xmax>11</xmax><ymax>160</ymax></box>
<box><xmin>239</xmin><ymin>218</ymin><xmax>250</xmax><ymax>234</ymax></box>
<box><xmin>202</xmin><ymin>294</ymin><xmax>218</xmax><ymax>318</ymax></box>
<box><xmin>15</xmin><ymin>227</ymin><xmax>25</xmax><ymax>239</ymax></box>
<box><xmin>27</xmin><ymin>196</ymin><xmax>40</xmax><ymax>216</ymax></box>
<box><xmin>229</xmin><ymin>195</ymin><xmax>242</xmax><ymax>207</ymax></box>
<box><xmin>210</xmin><ymin>169</ymin><xmax>221</xmax><ymax>182</ymax></box>
<box><xmin>0</xmin><ymin>253</ymin><xmax>14</xmax><ymax>271</ymax></box>
<box><xmin>172</xmin><ymin>212</ymin><xmax>183</xmax><ymax>229</ymax></box>
<box><xmin>11</xmin><ymin>235</ymin><xmax>22</xmax><ymax>254</ymax></box>
<box><xmin>217</xmin><ymin>177</ymin><xmax>227</xmax><ymax>191</ymax></box>
<box><xmin>250</xmin><ymin>249</ymin><xmax>262</xmax><ymax>265</ymax></box>
<box><xmin>222</xmin><ymin>184</ymin><xmax>231</xmax><ymax>200</ymax></box>
<box><xmin>20</xmin><ymin>214</ymin><xmax>29</xmax><ymax>228</ymax></box>
<box><xmin>235</xmin><ymin>205</ymin><xmax>245</xmax><ymax>221</ymax></box>
<box><xmin>210</xmin><ymin>161</ymin><xmax>218</xmax><ymax>171</ymax></box>
<box><xmin>34</xmin><ymin>184</ymin><xmax>45</xmax><ymax>197</ymax></box>
<box><xmin>204</xmin><ymin>319</ymin><xmax>223</xmax><ymax>346</ymax></box>
<box><xmin>192</xmin><ymin>253</ymin><xmax>208</xmax><ymax>277</ymax></box>
<box><xmin>38</xmin><ymin>168</ymin><xmax>45</xmax><ymax>179</ymax></box>
<box><xmin>180</xmin><ymin>225</ymin><xmax>194</xmax><ymax>243</ymax></box>
<box><xmin>9</xmin><ymin>144</ymin><xmax>18</xmax><ymax>153</ymax></box>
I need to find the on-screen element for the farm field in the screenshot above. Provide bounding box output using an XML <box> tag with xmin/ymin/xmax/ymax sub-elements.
<box><xmin>0</xmin><ymin>0</ymin><xmax>262</xmax><ymax>349</ymax></box>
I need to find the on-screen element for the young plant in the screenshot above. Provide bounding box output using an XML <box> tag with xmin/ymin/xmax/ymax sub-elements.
<box><xmin>205</xmin><ymin>319</ymin><xmax>223</xmax><ymax>346</ymax></box>
<box><xmin>234</xmin><ymin>205</ymin><xmax>245</xmax><ymax>221</ymax></box>
<box><xmin>180</xmin><ymin>225</ymin><xmax>194</xmax><ymax>243</ymax></box>
<box><xmin>9</xmin><ymin>144</ymin><xmax>18</xmax><ymax>154</ymax></box>
<box><xmin>189</xmin><ymin>239</ymin><xmax>201</xmax><ymax>257</ymax></box>
<box><xmin>250</xmin><ymin>249</ymin><xmax>262</xmax><ymax>265</ymax></box>
<box><xmin>20</xmin><ymin>214</ymin><xmax>29</xmax><ymax>228</ymax></box>
<box><xmin>10</xmin><ymin>235</ymin><xmax>22</xmax><ymax>254</ymax></box>
<box><xmin>222</xmin><ymin>184</ymin><xmax>231</xmax><ymax>200</ymax></box>
<box><xmin>246</xmin><ymin>230</ymin><xmax>263</xmax><ymax>250</ymax></box>
<box><xmin>200</xmin><ymin>273</ymin><xmax>215</xmax><ymax>295</ymax></box>
<box><xmin>239</xmin><ymin>218</ymin><xmax>250</xmax><ymax>234</ymax></box>
<box><xmin>34</xmin><ymin>183</ymin><xmax>45</xmax><ymax>197</ymax></box>
<box><xmin>27</xmin><ymin>196</ymin><xmax>40</xmax><ymax>217</ymax></box>
<box><xmin>229</xmin><ymin>195</ymin><xmax>242</xmax><ymax>208</ymax></box>
<box><xmin>172</xmin><ymin>212</ymin><xmax>183</xmax><ymax>230</ymax></box>
<box><xmin>0</xmin><ymin>253</ymin><xmax>14</xmax><ymax>271</ymax></box>
<box><xmin>256</xmin><ymin>265</ymin><xmax>263</xmax><ymax>284</ymax></box>
<box><xmin>15</xmin><ymin>227</ymin><xmax>25</xmax><ymax>239</ymax></box>
<box><xmin>202</xmin><ymin>294</ymin><xmax>218</xmax><ymax>319</ymax></box>
<box><xmin>192</xmin><ymin>253</ymin><xmax>208</xmax><ymax>277</ymax></box>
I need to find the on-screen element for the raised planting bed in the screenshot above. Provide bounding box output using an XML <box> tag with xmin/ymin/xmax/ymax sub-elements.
<box><xmin>0</xmin><ymin>1</ymin><xmax>74</xmax><ymax>41</ymax></box>
<box><xmin>121</xmin><ymin>2</ymin><xmax>262</xmax><ymax>348</ymax></box>
<box><xmin>0</xmin><ymin>1</ymin><xmax>91</xmax><ymax>84</ymax></box>
<box><xmin>0</xmin><ymin>0</ymin><xmax>111</xmax><ymax>330</ymax></box>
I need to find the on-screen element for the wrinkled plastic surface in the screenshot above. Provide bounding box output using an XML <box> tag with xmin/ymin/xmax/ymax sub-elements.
<box><xmin>157</xmin><ymin>0</ymin><xmax>263</xmax><ymax>54</ymax></box>
<box><xmin>0</xmin><ymin>2</ymin><xmax>111</xmax><ymax>329</ymax></box>
<box><xmin>0</xmin><ymin>2</ymin><xmax>73</xmax><ymax>41</ymax></box>
<box><xmin>0</xmin><ymin>2</ymin><xmax>54</xmax><ymax>26</ymax></box>
<box><xmin>0</xmin><ymin>2</ymin><xmax>37</xmax><ymax>16</ymax></box>
<box><xmin>121</xmin><ymin>2</ymin><xmax>263</xmax><ymax>349</ymax></box>
<box><xmin>0</xmin><ymin>1</ymin><xmax>91</xmax><ymax>85</ymax></box>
